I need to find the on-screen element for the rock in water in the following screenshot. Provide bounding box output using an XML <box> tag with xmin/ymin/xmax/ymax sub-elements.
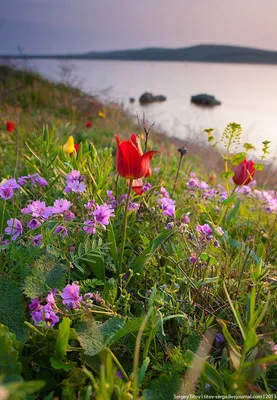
<box><xmin>139</xmin><ymin>92</ymin><xmax>167</xmax><ymax>105</ymax></box>
<box><xmin>191</xmin><ymin>94</ymin><xmax>221</xmax><ymax>106</ymax></box>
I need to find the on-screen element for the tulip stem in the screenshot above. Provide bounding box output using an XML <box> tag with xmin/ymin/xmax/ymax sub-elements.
<box><xmin>119</xmin><ymin>179</ymin><xmax>133</xmax><ymax>273</ymax></box>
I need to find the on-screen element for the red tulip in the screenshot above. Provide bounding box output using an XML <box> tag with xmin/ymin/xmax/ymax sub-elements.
<box><xmin>233</xmin><ymin>159</ymin><xmax>256</xmax><ymax>186</ymax></box>
<box><xmin>86</xmin><ymin>121</ymin><xmax>92</xmax><ymax>128</ymax></box>
<box><xmin>74</xmin><ymin>143</ymin><xmax>80</xmax><ymax>152</ymax></box>
<box><xmin>6</xmin><ymin>121</ymin><xmax>15</xmax><ymax>132</ymax></box>
<box><xmin>115</xmin><ymin>134</ymin><xmax>159</xmax><ymax>194</ymax></box>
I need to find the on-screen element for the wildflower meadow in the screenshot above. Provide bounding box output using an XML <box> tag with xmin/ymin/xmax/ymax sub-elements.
<box><xmin>1</xmin><ymin>66</ymin><xmax>277</xmax><ymax>400</ymax></box>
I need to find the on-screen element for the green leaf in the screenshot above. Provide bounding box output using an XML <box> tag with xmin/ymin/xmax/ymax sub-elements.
<box><xmin>143</xmin><ymin>373</ymin><xmax>182</xmax><ymax>400</ymax></box>
<box><xmin>50</xmin><ymin>357</ymin><xmax>75</xmax><ymax>371</ymax></box>
<box><xmin>203</xmin><ymin>363</ymin><xmax>226</xmax><ymax>393</ymax></box>
<box><xmin>255</xmin><ymin>163</ymin><xmax>264</xmax><ymax>171</ymax></box>
<box><xmin>223</xmin><ymin>282</ymin><xmax>246</xmax><ymax>340</ymax></box>
<box><xmin>107</xmin><ymin>223</ymin><xmax>118</xmax><ymax>268</ymax></box>
<box><xmin>55</xmin><ymin>317</ymin><xmax>71</xmax><ymax>360</ymax></box>
<box><xmin>220</xmin><ymin>171</ymin><xmax>234</xmax><ymax>179</ymax></box>
<box><xmin>103</xmin><ymin>278</ymin><xmax>118</xmax><ymax>305</ymax></box>
<box><xmin>74</xmin><ymin>244</ymin><xmax>105</xmax><ymax>281</ymax></box>
<box><xmin>76</xmin><ymin>318</ymin><xmax>104</xmax><ymax>356</ymax></box>
<box><xmin>222</xmin><ymin>195</ymin><xmax>236</xmax><ymax>206</ymax></box>
<box><xmin>138</xmin><ymin>357</ymin><xmax>150</xmax><ymax>384</ymax></box>
<box><xmin>0</xmin><ymin>324</ymin><xmax>21</xmax><ymax>382</ymax></box>
<box><xmin>132</xmin><ymin>230</ymin><xmax>173</xmax><ymax>273</ymax></box>
<box><xmin>226</xmin><ymin>199</ymin><xmax>241</xmax><ymax>224</ymax></box>
<box><xmin>23</xmin><ymin>255</ymin><xmax>67</xmax><ymax>299</ymax></box>
<box><xmin>109</xmin><ymin>316</ymin><xmax>145</xmax><ymax>345</ymax></box>
<box><xmin>0</xmin><ymin>275</ymin><xmax>28</xmax><ymax>342</ymax></box>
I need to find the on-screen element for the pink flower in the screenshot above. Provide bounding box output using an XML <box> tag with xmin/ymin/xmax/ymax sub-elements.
<box><xmin>61</xmin><ymin>283</ymin><xmax>82</xmax><ymax>309</ymax></box>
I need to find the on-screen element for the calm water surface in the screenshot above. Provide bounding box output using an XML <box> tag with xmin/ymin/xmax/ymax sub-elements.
<box><xmin>30</xmin><ymin>59</ymin><xmax>277</xmax><ymax>157</ymax></box>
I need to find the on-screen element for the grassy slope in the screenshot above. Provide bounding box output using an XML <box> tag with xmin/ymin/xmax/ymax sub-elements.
<box><xmin>1</xmin><ymin>65</ymin><xmax>277</xmax><ymax>398</ymax></box>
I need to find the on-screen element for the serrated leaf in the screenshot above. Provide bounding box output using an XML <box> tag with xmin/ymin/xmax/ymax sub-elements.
<box><xmin>76</xmin><ymin>318</ymin><xmax>104</xmax><ymax>356</ymax></box>
<box><xmin>23</xmin><ymin>255</ymin><xmax>67</xmax><ymax>299</ymax></box>
<box><xmin>0</xmin><ymin>324</ymin><xmax>21</xmax><ymax>382</ymax></box>
<box><xmin>0</xmin><ymin>275</ymin><xmax>28</xmax><ymax>342</ymax></box>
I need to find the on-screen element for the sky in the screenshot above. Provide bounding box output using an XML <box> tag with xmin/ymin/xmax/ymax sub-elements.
<box><xmin>1</xmin><ymin>0</ymin><xmax>277</xmax><ymax>54</ymax></box>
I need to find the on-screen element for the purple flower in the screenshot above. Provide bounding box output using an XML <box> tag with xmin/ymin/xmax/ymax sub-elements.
<box><xmin>64</xmin><ymin>210</ymin><xmax>75</xmax><ymax>221</ymax></box>
<box><xmin>215</xmin><ymin>332</ymin><xmax>225</xmax><ymax>344</ymax></box>
<box><xmin>181</xmin><ymin>214</ymin><xmax>190</xmax><ymax>224</ymax></box>
<box><xmin>32</xmin><ymin>234</ymin><xmax>43</xmax><ymax>246</ymax></box>
<box><xmin>143</xmin><ymin>182</ymin><xmax>152</xmax><ymax>192</ymax></box>
<box><xmin>31</xmin><ymin>309</ymin><xmax>43</xmax><ymax>324</ymax></box>
<box><xmin>67</xmin><ymin>170</ymin><xmax>81</xmax><ymax>181</ymax></box>
<box><xmin>54</xmin><ymin>225</ymin><xmax>68</xmax><ymax>238</ymax></box>
<box><xmin>214</xmin><ymin>240</ymin><xmax>220</xmax><ymax>248</ymax></box>
<box><xmin>64</xmin><ymin>170</ymin><xmax>86</xmax><ymax>193</ymax></box>
<box><xmin>196</xmin><ymin>224</ymin><xmax>213</xmax><ymax>239</ymax></box>
<box><xmin>158</xmin><ymin>197</ymin><xmax>176</xmax><ymax>217</ymax></box>
<box><xmin>27</xmin><ymin>219</ymin><xmax>41</xmax><ymax>230</ymax></box>
<box><xmin>61</xmin><ymin>283</ymin><xmax>82</xmax><ymax>309</ymax></box>
<box><xmin>189</xmin><ymin>255</ymin><xmax>197</xmax><ymax>264</ymax></box>
<box><xmin>160</xmin><ymin>187</ymin><xmax>170</xmax><ymax>198</ymax></box>
<box><xmin>29</xmin><ymin>298</ymin><xmax>43</xmax><ymax>325</ymax></box>
<box><xmin>83</xmin><ymin>220</ymin><xmax>96</xmax><ymax>235</ymax></box>
<box><xmin>29</xmin><ymin>298</ymin><xmax>41</xmax><ymax>312</ymax></box>
<box><xmin>46</xmin><ymin>290</ymin><xmax>56</xmax><ymax>306</ymax></box>
<box><xmin>0</xmin><ymin>178</ymin><xmax>20</xmax><ymax>199</ymax></box>
<box><xmin>18</xmin><ymin>176</ymin><xmax>28</xmax><ymax>186</ymax></box>
<box><xmin>165</xmin><ymin>223</ymin><xmax>173</xmax><ymax>229</ymax></box>
<box><xmin>21</xmin><ymin>200</ymin><xmax>53</xmax><ymax>219</ymax></box>
<box><xmin>190</xmin><ymin>172</ymin><xmax>196</xmax><ymax>177</ymax></box>
<box><xmin>199</xmin><ymin>181</ymin><xmax>209</xmax><ymax>190</ymax></box>
<box><xmin>44</xmin><ymin>304</ymin><xmax>59</xmax><ymax>327</ymax></box>
<box><xmin>128</xmin><ymin>202</ymin><xmax>140</xmax><ymax>212</ymax></box>
<box><xmin>120</xmin><ymin>194</ymin><xmax>128</xmax><ymax>203</ymax></box>
<box><xmin>216</xmin><ymin>227</ymin><xmax>224</xmax><ymax>236</ymax></box>
<box><xmin>107</xmin><ymin>190</ymin><xmax>114</xmax><ymax>198</ymax></box>
<box><xmin>272</xmin><ymin>344</ymin><xmax>277</xmax><ymax>355</ymax></box>
<box><xmin>52</xmin><ymin>199</ymin><xmax>72</xmax><ymax>214</ymax></box>
<box><xmin>5</xmin><ymin>218</ymin><xmax>23</xmax><ymax>240</ymax></box>
<box><xmin>64</xmin><ymin>180</ymin><xmax>86</xmax><ymax>193</ymax></box>
<box><xmin>153</xmin><ymin>167</ymin><xmax>160</xmax><ymax>173</ymax></box>
<box><xmin>0</xmin><ymin>186</ymin><xmax>14</xmax><ymax>200</ymax></box>
<box><xmin>115</xmin><ymin>370</ymin><xmax>124</xmax><ymax>380</ymax></box>
<box><xmin>1</xmin><ymin>178</ymin><xmax>20</xmax><ymax>190</ymax></box>
<box><xmin>93</xmin><ymin>204</ymin><xmax>115</xmax><ymax>226</ymax></box>
<box><xmin>188</xmin><ymin>178</ymin><xmax>199</xmax><ymax>188</ymax></box>
<box><xmin>84</xmin><ymin>200</ymin><xmax>95</xmax><ymax>212</ymax></box>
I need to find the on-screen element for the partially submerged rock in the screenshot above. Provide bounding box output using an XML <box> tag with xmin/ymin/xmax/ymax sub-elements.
<box><xmin>191</xmin><ymin>94</ymin><xmax>221</xmax><ymax>106</ymax></box>
<box><xmin>139</xmin><ymin>92</ymin><xmax>167</xmax><ymax>105</ymax></box>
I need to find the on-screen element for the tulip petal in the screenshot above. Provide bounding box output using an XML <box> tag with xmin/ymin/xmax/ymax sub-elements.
<box><xmin>130</xmin><ymin>133</ymin><xmax>143</xmax><ymax>156</ymax></box>
<box><xmin>116</xmin><ymin>136</ymin><xmax>141</xmax><ymax>179</ymax></box>
<box><xmin>137</xmin><ymin>151</ymin><xmax>159</xmax><ymax>178</ymax></box>
<box><xmin>127</xmin><ymin>179</ymin><xmax>144</xmax><ymax>195</ymax></box>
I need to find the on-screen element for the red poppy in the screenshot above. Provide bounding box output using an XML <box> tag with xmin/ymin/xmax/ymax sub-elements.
<box><xmin>115</xmin><ymin>134</ymin><xmax>159</xmax><ymax>194</ymax></box>
<box><xmin>6</xmin><ymin>121</ymin><xmax>15</xmax><ymax>132</ymax></box>
<box><xmin>233</xmin><ymin>159</ymin><xmax>256</xmax><ymax>186</ymax></box>
<box><xmin>86</xmin><ymin>121</ymin><xmax>92</xmax><ymax>128</ymax></box>
<box><xmin>74</xmin><ymin>143</ymin><xmax>80</xmax><ymax>152</ymax></box>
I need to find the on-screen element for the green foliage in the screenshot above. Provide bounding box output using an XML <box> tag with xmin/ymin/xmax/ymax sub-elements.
<box><xmin>23</xmin><ymin>255</ymin><xmax>67</xmax><ymax>299</ymax></box>
<box><xmin>0</xmin><ymin>275</ymin><xmax>28</xmax><ymax>342</ymax></box>
<box><xmin>0</xmin><ymin>324</ymin><xmax>21</xmax><ymax>382</ymax></box>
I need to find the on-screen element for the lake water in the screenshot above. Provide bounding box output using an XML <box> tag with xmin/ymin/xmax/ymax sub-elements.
<box><xmin>28</xmin><ymin>59</ymin><xmax>277</xmax><ymax>158</ymax></box>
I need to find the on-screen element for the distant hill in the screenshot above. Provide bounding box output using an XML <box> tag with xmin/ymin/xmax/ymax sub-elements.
<box><xmin>2</xmin><ymin>44</ymin><xmax>277</xmax><ymax>64</ymax></box>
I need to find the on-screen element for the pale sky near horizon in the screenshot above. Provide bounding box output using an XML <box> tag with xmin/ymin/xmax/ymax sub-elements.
<box><xmin>1</xmin><ymin>0</ymin><xmax>277</xmax><ymax>54</ymax></box>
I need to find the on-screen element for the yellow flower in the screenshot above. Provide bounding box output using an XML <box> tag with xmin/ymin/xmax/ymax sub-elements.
<box><xmin>63</xmin><ymin>135</ymin><xmax>75</xmax><ymax>155</ymax></box>
<box><xmin>98</xmin><ymin>111</ymin><xmax>106</xmax><ymax>119</ymax></box>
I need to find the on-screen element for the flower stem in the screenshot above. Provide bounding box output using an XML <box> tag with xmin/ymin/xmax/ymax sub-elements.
<box><xmin>119</xmin><ymin>179</ymin><xmax>133</xmax><ymax>273</ymax></box>
<box><xmin>171</xmin><ymin>154</ymin><xmax>183</xmax><ymax>197</ymax></box>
